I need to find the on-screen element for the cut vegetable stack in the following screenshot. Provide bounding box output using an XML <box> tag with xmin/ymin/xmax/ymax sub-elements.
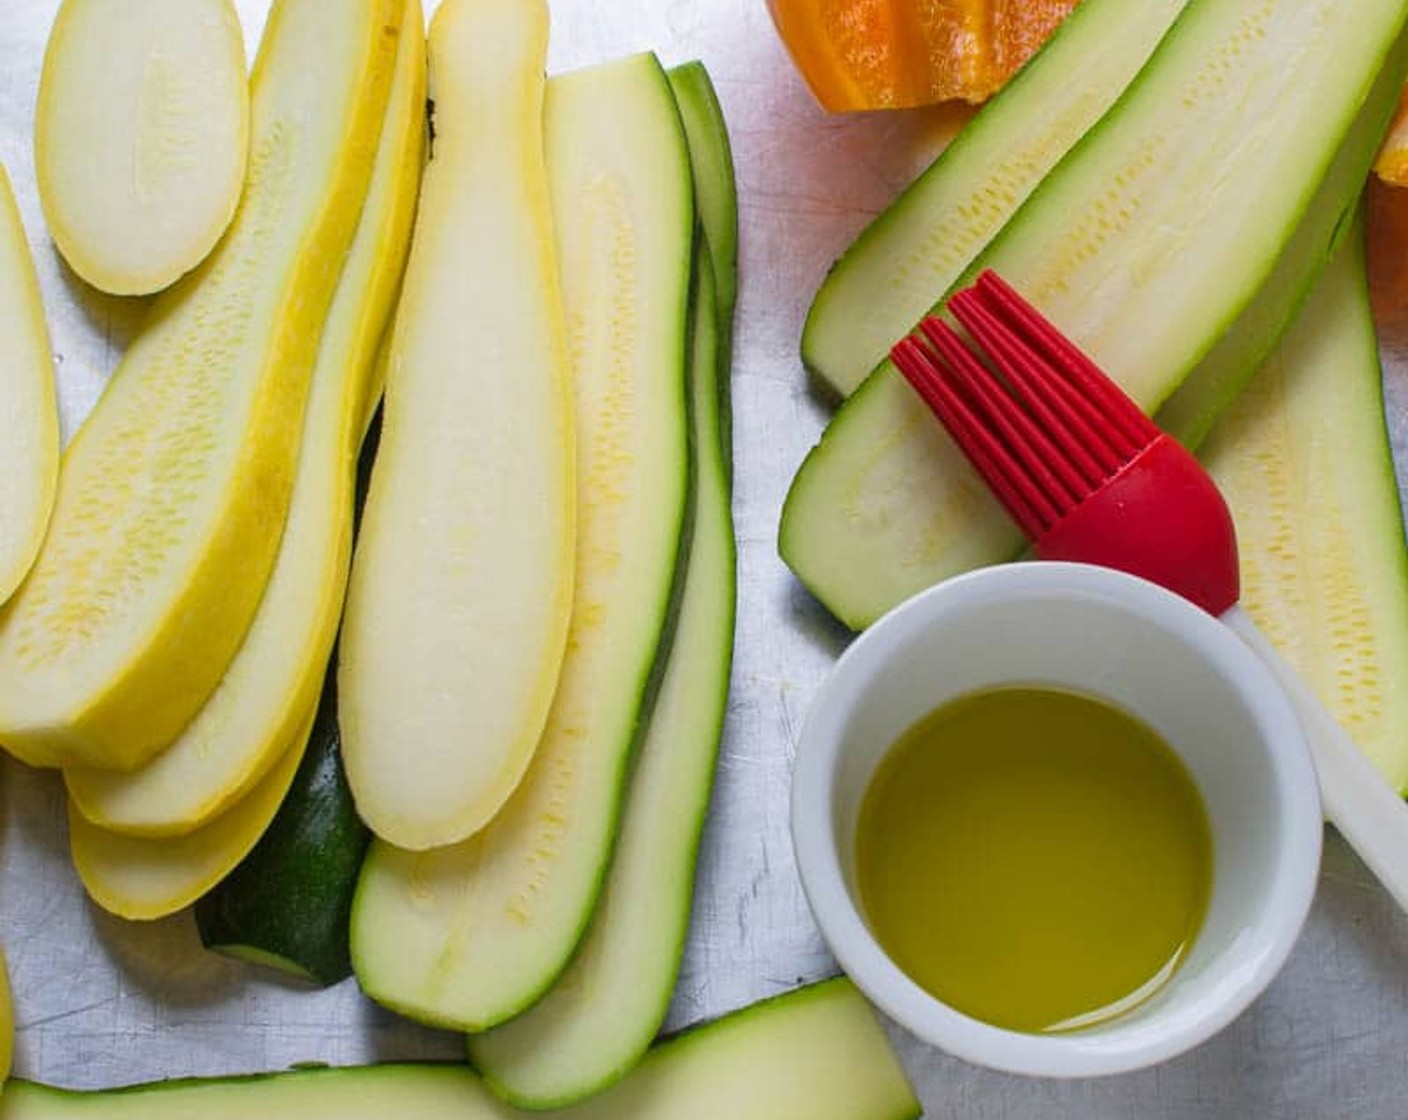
<box><xmin>464</xmin><ymin>60</ymin><xmax>739</xmax><ymax>1108</ymax></box>
<box><xmin>55</xmin><ymin>0</ymin><xmax>425</xmax><ymax>920</ymax></box>
<box><xmin>0</xmin><ymin>0</ymin><xmax>405</xmax><ymax>772</ymax></box>
<box><xmin>351</xmin><ymin>38</ymin><xmax>695</xmax><ymax>1031</ymax></box>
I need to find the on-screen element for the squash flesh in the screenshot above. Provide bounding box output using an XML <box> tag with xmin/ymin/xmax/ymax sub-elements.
<box><xmin>0</xmin><ymin>0</ymin><xmax>403</xmax><ymax>770</ymax></box>
<box><xmin>67</xmin><ymin>714</ymin><xmax>310</xmax><ymax>921</ymax></box>
<box><xmin>338</xmin><ymin>0</ymin><xmax>575</xmax><ymax>851</ymax></box>
<box><xmin>0</xmin><ymin>981</ymin><xmax>917</xmax><ymax>1120</ymax></box>
<box><xmin>63</xmin><ymin>0</ymin><xmax>427</xmax><ymax>837</ymax></box>
<box><xmin>800</xmin><ymin>0</ymin><xmax>1189</xmax><ymax>399</ymax></box>
<box><xmin>35</xmin><ymin>0</ymin><xmax>250</xmax><ymax>296</ymax></box>
<box><xmin>0</xmin><ymin>167</ymin><xmax>59</xmax><ymax>609</ymax></box>
<box><xmin>1202</xmin><ymin>223</ymin><xmax>1408</xmax><ymax>794</ymax></box>
<box><xmin>468</xmin><ymin>79</ymin><xmax>737</xmax><ymax>1093</ymax></box>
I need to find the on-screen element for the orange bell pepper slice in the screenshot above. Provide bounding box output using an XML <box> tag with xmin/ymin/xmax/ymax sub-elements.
<box><xmin>766</xmin><ymin>0</ymin><xmax>1080</xmax><ymax>112</ymax></box>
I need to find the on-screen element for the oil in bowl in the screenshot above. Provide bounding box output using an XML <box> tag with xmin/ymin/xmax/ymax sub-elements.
<box><xmin>855</xmin><ymin>684</ymin><xmax>1213</xmax><ymax>1035</ymax></box>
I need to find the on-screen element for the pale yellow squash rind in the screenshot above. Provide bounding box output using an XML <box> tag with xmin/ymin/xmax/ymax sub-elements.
<box><xmin>0</xmin><ymin>0</ymin><xmax>404</xmax><ymax>772</ymax></box>
<box><xmin>0</xmin><ymin>946</ymin><xmax>11</xmax><ymax>1085</ymax></box>
<box><xmin>67</xmin><ymin>712</ymin><xmax>311</xmax><ymax>920</ymax></box>
<box><xmin>339</xmin><ymin>0</ymin><xmax>575</xmax><ymax>850</ymax></box>
<box><xmin>35</xmin><ymin>0</ymin><xmax>250</xmax><ymax>296</ymax></box>
<box><xmin>64</xmin><ymin>0</ymin><xmax>427</xmax><ymax>836</ymax></box>
<box><xmin>0</xmin><ymin>168</ymin><xmax>59</xmax><ymax>610</ymax></box>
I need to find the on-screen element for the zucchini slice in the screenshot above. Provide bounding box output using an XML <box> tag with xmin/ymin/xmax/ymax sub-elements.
<box><xmin>779</xmin><ymin>0</ymin><xmax>1408</xmax><ymax>630</ymax></box>
<box><xmin>1201</xmin><ymin>219</ymin><xmax>1408</xmax><ymax>794</ymax></box>
<box><xmin>34</xmin><ymin>0</ymin><xmax>250</xmax><ymax>296</ymax></box>
<box><xmin>62</xmin><ymin>0</ymin><xmax>426</xmax><ymax>837</ymax></box>
<box><xmin>0</xmin><ymin>0</ymin><xmax>404</xmax><ymax>770</ymax></box>
<box><xmin>0</xmin><ymin>166</ymin><xmax>59</xmax><ymax>609</ymax></box>
<box><xmin>67</xmin><ymin>715</ymin><xmax>309</xmax><ymax>921</ymax></box>
<box><xmin>466</xmin><ymin>61</ymin><xmax>738</xmax><ymax>1108</ymax></box>
<box><xmin>351</xmin><ymin>49</ymin><xmax>693</xmax><ymax>1032</ymax></box>
<box><xmin>338</xmin><ymin>0</ymin><xmax>575</xmax><ymax>851</ymax></box>
<box><xmin>801</xmin><ymin>0</ymin><xmax>1188</xmax><ymax>398</ymax></box>
<box><xmin>0</xmin><ymin>981</ymin><xmax>917</xmax><ymax>1120</ymax></box>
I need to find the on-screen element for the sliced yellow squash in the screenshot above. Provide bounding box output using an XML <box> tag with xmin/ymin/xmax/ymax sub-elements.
<box><xmin>0</xmin><ymin>0</ymin><xmax>403</xmax><ymax>772</ymax></box>
<box><xmin>64</xmin><ymin>0</ymin><xmax>427</xmax><ymax>836</ymax></box>
<box><xmin>0</xmin><ymin>167</ymin><xmax>59</xmax><ymax>609</ymax></box>
<box><xmin>67</xmin><ymin>715</ymin><xmax>310</xmax><ymax>920</ymax></box>
<box><xmin>35</xmin><ymin>0</ymin><xmax>250</xmax><ymax>296</ymax></box>
<box><xmin>0</xmin><ymin>946</ymin><xmax>12</xmax><ymax>1084</ymax></box>
<box><xmin>339</xmin><ymin>0</ymin><xmax>575</xmax><ymax>849</ymax></box>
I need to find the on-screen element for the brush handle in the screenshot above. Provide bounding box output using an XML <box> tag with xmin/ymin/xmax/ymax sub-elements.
<box><xmin>1224</xmin><ymin>605</ymin><xmax>1408</xmax><ymax>913</ymax></box>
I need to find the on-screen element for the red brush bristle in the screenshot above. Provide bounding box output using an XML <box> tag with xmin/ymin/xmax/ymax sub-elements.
<box><xmin>890</xmin><ymin>271</ymin><xmax>1163</xmax><ymax>538</ymax></box>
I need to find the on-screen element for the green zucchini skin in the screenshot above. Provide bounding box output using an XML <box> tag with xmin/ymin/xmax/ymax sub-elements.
<box><xmin>464</xmin><ymin>61</ymin><xmax>738</xmax><ymax>1110</ymax></box>
<box><xmin>1201</xmin><ymin>216</ymin><xmax>1408</xmax><ymax>794</ymax></box>
<box><xmin>192</xmin><ymin>415</ymin><xmax>383</xmax><ymax>987</ymax></box>
<box><xmin>350</xmin><ymin>50</ymin><xmax>696</xmax><ymax>1033</ymax></box>
<box><xmin>779</xmin><ymin>0</ymin><xmax>1408</xmax><ymax>631</ymax></box>
<box><xmin>192</xmin><ymin>671</ymin><xmax>368</xmax><ymax>986</ymax></box>
<box><xmin>0</xmin><ymin>981</ymin><xmax>918</xmax><ymax>1120</ymax></box>
<box><xmin>800</xmin><ymin>0</ymin><xmax>1188</xmax><ymax>399</ymax></box>
<box><xmin>1155</xmin><ymin>31</ymin><xmax>1408</xmax><ymax>447</ymax></box>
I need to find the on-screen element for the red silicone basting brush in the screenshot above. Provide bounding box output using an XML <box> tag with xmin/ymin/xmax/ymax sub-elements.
<box><xmin>891</xmin><ymin>269</ymin><xmax>1408</xmax><ymax>912</ymax></box>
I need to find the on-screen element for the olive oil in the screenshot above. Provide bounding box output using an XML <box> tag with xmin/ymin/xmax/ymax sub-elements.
<box><xmin>855</xmin><ymin>685</ymin><xmax>1212</xmax><ymax>1034</ymax></box>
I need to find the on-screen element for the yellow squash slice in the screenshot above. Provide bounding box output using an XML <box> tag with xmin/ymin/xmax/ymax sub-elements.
<box><xmin>0</xmin><ymin>168</ymin><xmax>59</xmax><ymax>609</ymax></box>
<box><xmin>35</xmin><ymin>0</ymin><xmax>250</xmax><ymax>296</ymax></box>
<box><xmin>64</xmin><ymin>0</ymin><xmax>427</xmax><ymax>836</ymax></box>
<box><xmin>67</xmin><ymin>715</ymin><xmax>309</xmax><ymax>921</ymax></box>
<box><xmin>0</xmin><ymin>0</ymin><xmax>403</xmax><ymax>772</ymax></box>
<box><xmin>0</xmin><ymin>947</ymin><xmax>11</xmax><ymax>1084</ymax></box>
<box><xmin>339</xmin><ymin>0</ymin><xmax>575</xmax><ymax>850</ymax></box>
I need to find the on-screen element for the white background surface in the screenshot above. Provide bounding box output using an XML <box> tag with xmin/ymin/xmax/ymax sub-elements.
<box><xmin>1</xmin><ymin>2</ymin><xmax>1407</xmax><ymax>1116</ymax></box>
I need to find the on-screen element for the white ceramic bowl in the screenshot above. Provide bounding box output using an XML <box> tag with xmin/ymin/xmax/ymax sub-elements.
<box><xmin>791</xmin><ymin>561</ymin><xmax>1322</xmax><ymax>1078</ymax></box>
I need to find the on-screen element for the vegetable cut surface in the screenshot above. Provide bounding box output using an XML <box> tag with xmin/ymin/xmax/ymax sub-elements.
<box><xmin>339</xmin><ymin>0</ymin><xmax>575</xmax><ymax>850</ymax></box>
<box><xmin>466</xmin><ymin>62</ymin><xmax>738</xmax><ymax>1108</ymax></box>
<box><xmin>35</xmin><ymin>0</ymin><xmax>250</xmax><ymax>295</ymax></box>
<box><xmin>67</xmin><ymin>718</ymin><xmax>309</xmax><ymax>921</ymax></box>
<box><xmin>64</xmin><ymin>0</ymin><xmax>426</xmax><ymax>836</ymax></box>
<box><xmin>352</xmin><ymin>49</ymin><xmax>693</xmax><ymax>1031</ymax></box>
<box><xmin>801</xmin><ymin>0</ymin><xmax>1188</xmax><ymax>398</ymax></box>
<box><xmin>0</xmin><ymin>981</ymin><xmax>917</xmax><ymax>1120</ymax></box>
<box><xmin>0</xmin><ymin>0</ymin><xmax>403</xmax><ymax>770</ymax></box>
<box><xmin>1202</xmin><ymin>221</ymin><xmax>1408</xmax><ymax>794</ymax></box>
<box><xmin>780</xmin><ymin>0</ymin><xmax>1408</xmax><ymax>629</ymax></box>
<box><xmin>0</xmin><ymin>166</ymin><xmax>59</xmax><ymax>609</ymax></box>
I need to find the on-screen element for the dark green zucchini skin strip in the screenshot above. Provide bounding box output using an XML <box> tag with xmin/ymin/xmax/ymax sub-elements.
<box><xmin>193</xmin><ymin>670</ymin><xmax>369</xmax><ymax>986</ymax></box>
<box><xmin>193</xmin><ymin>417</ymin><xmax>383</xmax><ymax>986</ymax></box>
